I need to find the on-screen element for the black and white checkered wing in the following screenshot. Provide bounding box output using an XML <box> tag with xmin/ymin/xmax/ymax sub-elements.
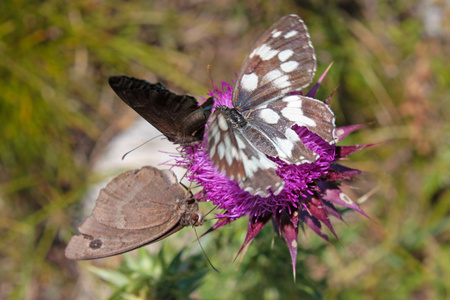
<box><xmin>247</xmin><ymin>94</ymin><xmax>336</xmax><ymax>165</ymax></box>
<box><xmin>207</xmin><ymin>110</ymin><xmax>284</xmax><ymax>197</ymax></box>
<box><xmin>257</xmin><ymin>94</ymin><xmax>336</xmax><ymax>143</ymax></box>
<box><xmin>233</xmin><ymin>14</ymin><xmax>316</xmax><ymax>110</ymax></box>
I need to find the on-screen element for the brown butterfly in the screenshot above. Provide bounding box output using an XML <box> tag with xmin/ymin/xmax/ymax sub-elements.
<box><xmin>65</xmin><ymin>166</ymin><xmax>203</xmax><ymax>260</ymax></box>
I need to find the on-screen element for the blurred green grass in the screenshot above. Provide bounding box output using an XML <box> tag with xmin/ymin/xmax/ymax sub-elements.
<box><xmin>1</xmin><ymin>0</ymin><xmax>449</xmax><ymax>299</ymax></box>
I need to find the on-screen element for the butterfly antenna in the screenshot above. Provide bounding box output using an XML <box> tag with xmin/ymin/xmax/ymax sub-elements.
<box><xmin>179</xmin><ymin>175</ymin><xmax>196</xmax><ymax>200</ymax></box>
<box><xmin>201</xmin><ymin>204</ymin><xmax>220</xmax><ymax>222</ymax></box>
<box><xmin>179</xmin><ymin>167</ymin><xmax>191</xmax><ymax>185</ymax></box>
<box><xmin>121</xmin><ymin>134</ymin><xmax>165</xmax><ymax>160</ymax></box>
<box><xmin>179</xmin><ymin>163</ymin><xmax>201</xmax><ymax>191</ymax></box>
<box><xmin>181</xmin><ymin>166</ymin><xmax>219</xmax><ymax>271</ymax></box>
<box><xmin>193</xmin><ymin>226</ymin><xmax>220</xmax><ymax>273</ymax></box>
<box><xmin>203</xmin><ymin>204</ymin><xmax>219</xmax><ymax>219</ymax></box>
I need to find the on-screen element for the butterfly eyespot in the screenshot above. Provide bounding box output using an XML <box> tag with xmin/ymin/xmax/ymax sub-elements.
<box><xmin>89</xmin><ymin>239</ymin><xmax>103</xmax><ymax>249</ymax></box>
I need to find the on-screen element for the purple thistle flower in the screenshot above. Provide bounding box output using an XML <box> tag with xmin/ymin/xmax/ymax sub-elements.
<box><xmin>176</xmin><ymin>67</ymin><xmax>370</xmax><ymax>275</ymax></box>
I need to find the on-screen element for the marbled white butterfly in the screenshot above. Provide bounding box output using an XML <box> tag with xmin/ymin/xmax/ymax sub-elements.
<box><xmin>207</xmin><ymin>14</ymin><xmax>336</xmax><ymax>197</ymax></box>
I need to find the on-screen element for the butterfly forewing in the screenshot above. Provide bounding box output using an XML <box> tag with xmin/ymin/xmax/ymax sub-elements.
<box><xmin>233</xmin><ymin>14</ymin><xmax>316</xmax><ymax>110</ymax></box>
<box><xmin>92</xmin><ymin>167</ymin><xmax>185</xmax><ymax>230</ymax></box>
<box><xmin>109</xmin><ymin>76</ymin><xmax>213</xmax><ymax>145</ymax></box>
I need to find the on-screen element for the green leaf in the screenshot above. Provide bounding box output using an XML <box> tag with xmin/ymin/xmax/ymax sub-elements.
<box><xmin>89</xmin><ymin>266</ymin><xmax>130</xmax><ymax>287</ymax></box>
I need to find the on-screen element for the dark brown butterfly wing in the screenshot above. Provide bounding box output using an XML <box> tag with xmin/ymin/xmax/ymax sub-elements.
<box><xmin>65</xmin><ymin>166</ymin><xmax>202</xmax><ymax>260</ymax></box>
<box><xmin>109</xmin><ymin>76</ymin><xmax>214</xmax><ymax>145</ymax></box>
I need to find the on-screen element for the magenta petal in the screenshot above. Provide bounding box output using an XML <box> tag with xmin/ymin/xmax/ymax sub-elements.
<box><xmin>271</xmin><ymin>218</ymin><xmax>281</xmax><ymax>238</ymax></box>
<box><xmin>336</xmin><ymin>144</ymin><xmax>372</xmax><ymax>159</ymax></box>
<box><xmin>305</xmin><ymin>196</ymin><xmax>338</xmax><ymax>240</ymax></box>
<box><xmin>331</xmin><ymin>164</ymin><xmax>363</xmax><ymax>177</ymax></box>
<box><xmin>324</xmin><ymin>86</ymin><xmax>338</xmax><ymax>105</ymax></box>
<box><xmin>194</xmin><ymin>190</ymin><xmax>209</xmax><ymax>202</ymax></box>
<box><xmin>323</xmin><ymin>169</ymin><xmax>356</xmax><ymax>181</ymax></box>
<box><xmin>292</xmin><ymin>125</ymin><xmax>335</xmax><ymax>160</ymax></box>
<box><xmin>306</xmin><ymin>62</ymin><xmax>333</xmax><ymax>98</ymax></box>
<box><xmin>236</xmin><ymin>214</ymin><xmax>272</xmax><ymax>258</ymax></box>
<box><xmin>322</xmin><ymin>200</ymin><xmax>343</xmax><ymax>220</ymax></box>
<box><xmin>299</xmin><ymin>208</ymin><xmax>330</xmax><ymax>242</ymax></box>
<box><xmin>318</xmin><ymin>182</ymin><xmax>370</xmax><ymax>218</ymax></box>
<box><xmin>335</xmin><ymin>124</ymin><xmax>367</xmax><ymax>142</ymax></box>
<box><xmin>276</xmin><ymin>210</ymin><xmax>300</xmax><ymax>275</ymax></box>
<box><xmin>201</xmin><ymin>216</ymin><xmax>236</xmax><ymax>237</ymax></box>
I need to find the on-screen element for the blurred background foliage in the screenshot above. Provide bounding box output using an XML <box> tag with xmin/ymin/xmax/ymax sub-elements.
<box><xmin>1</xmin><ymin>0</ymin><xmax>449</xmax><ymax>299</ymax></box>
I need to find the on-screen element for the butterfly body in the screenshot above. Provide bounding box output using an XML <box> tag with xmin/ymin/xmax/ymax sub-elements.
<box><xmin>207</xmin><ymin>15</ymin><xmax>336</xmax><ymax>197</ymax></box>
<box><xmin>216</xmin><ymin>106</ymin><xmax>248</xmax><ymax>128</ymax></box>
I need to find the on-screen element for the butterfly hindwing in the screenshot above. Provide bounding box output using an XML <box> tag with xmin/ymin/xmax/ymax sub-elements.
<box><xmin>109</xmin><ymin>76</ymin><xmax>213</xmax><ymax>145</ymax></box>
<box><xmin>248</xmin><ymin>94</ymin><xmax>336</xmax><ymax>159</ymax></box>
<box><xmin>241</xmin><ymin>114</ymin><xmax>318</xmax><ymax>164</ymax></box>
<box><xmin>207</xmin><ymin>109</ymin><xmax>284</xmax><ymax>197</ymax></box>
